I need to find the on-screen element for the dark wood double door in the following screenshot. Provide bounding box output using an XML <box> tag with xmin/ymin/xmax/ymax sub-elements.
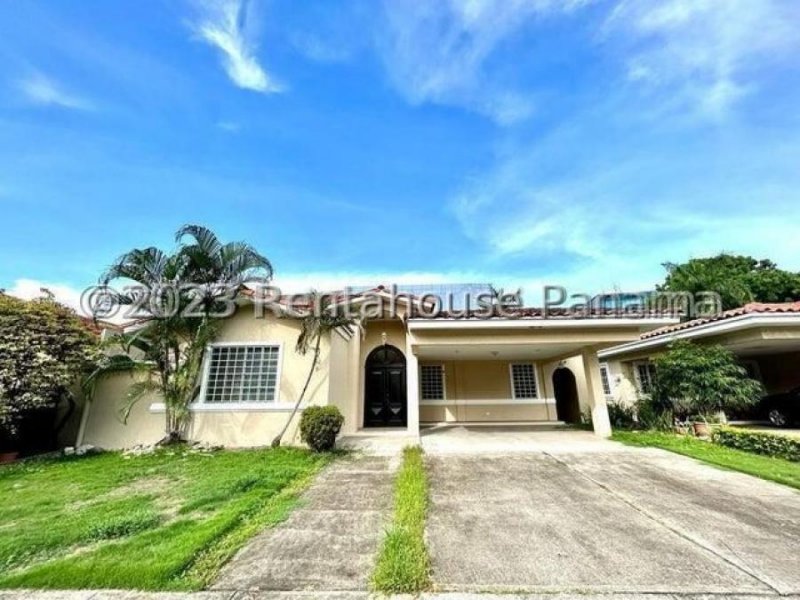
<box><xmin>364</xmin><ymin>345</ymin><xmax>407</xmax><ymax>427</ymax></box>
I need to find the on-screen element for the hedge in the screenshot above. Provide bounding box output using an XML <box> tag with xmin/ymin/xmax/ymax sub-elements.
<box><xmin>712</xmin><ymin>428</ymin><xmax>800</xmax><ymax>462</ymax></box>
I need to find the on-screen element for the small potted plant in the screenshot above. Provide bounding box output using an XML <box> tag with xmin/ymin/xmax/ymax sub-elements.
<box><xmin>690</xmin><ymin>415</ymin><xmax>711</xmax><ymax>437</ymax></box>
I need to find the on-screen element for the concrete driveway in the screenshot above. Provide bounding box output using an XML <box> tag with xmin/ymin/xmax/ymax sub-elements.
<box><xmin>423</xmin><ymin>427</ymin><xmax>800</xmax><ymax>595</ymax></box>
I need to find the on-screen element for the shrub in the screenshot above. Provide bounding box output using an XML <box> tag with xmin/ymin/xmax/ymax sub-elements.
<box><xmin>635</xmin><ymin>396</ymin><xmax>674</xmax><ymax>431</ymax></box>
<box><xmin>299</xmin><ymin>406</ymin><xmax>344</xmax><ymax>452</ymax></box>
<box><xmin>607</xmin><ymin>401</ymin><xmax>637</xmax><ymax>429</ymax></box>
<box><xmin>87</xmin><ymin>510</ymin><xmax>161</xmax><ymax>540</ymax></box>
<box><xmin>712</xmin><ymin>428</ymin><xmax>800</xmax><ymax>462</ymax></box>
<box><xmin>652</xmin><ymin>340</ymin><xmax>763</xmax><ymax>419</ymax></box>
<box><xmin>0</xmin><ymin>292</ymin><xmax>99</xmax><ymax>442</ymax></box>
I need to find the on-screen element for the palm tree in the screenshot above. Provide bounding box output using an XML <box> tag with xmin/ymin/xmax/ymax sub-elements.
<box><xmin>271</xmin><ymin>292</ymin><xmax>354</xmax><ymax>447</ymax></box>
<box><xmin>95</xmin><ymin>224</ymin><xmax>273</xmax><ymax>443</ymax></box>
<box><xmin>175</xmin><ymin>225</ymin><xmax>273</xmax><ymax>313</ymax></box>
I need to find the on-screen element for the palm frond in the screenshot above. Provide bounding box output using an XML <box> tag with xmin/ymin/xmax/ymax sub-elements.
<box><xmin>118</xmin><ymin>378</ymin><xmax>161</xmax><ymax>424</ymax></box>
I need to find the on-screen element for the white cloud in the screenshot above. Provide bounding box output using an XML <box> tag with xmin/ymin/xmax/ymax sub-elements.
<box><xmin>605</xmin><ymin>0</ymin><xmax>800</xmax><ymax>118</ymax></box>
<box><xmin>5</xmin><ymin>279</ymin><xmax>85</xmax><ymax>313</ymax></box>
<box><xmin>18</xmin><ymin>72</ymin><xmax>93</xmax><ymax>111</ymax></box>
<box><xmin>448</xmin><ymin>108</ymin><xmax>800</xmax><ymax>296</ymax></box>
<box><xmin>191</xmin><ymin>0</ymin><xmax>282</xmax><ymax>94</ymax></box>
<box><xmin>375</xmin><ymin>0</ymin><xmax>588</xmax><ymax>124</ymax></box>
<box><xmin>289</xmin><ymin>32</ymin><xmax>352</xmax><ymax>64</ymax></box>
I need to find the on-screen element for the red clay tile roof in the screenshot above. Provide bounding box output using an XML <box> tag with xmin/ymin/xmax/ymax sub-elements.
<box><xmin>640</xmin><ymin>301</ymin><xmax>800</xmax><ymax>340</ymax></box>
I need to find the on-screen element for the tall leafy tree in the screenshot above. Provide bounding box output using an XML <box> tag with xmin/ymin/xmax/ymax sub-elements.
<box><xmin>0</xmin><ymin>292</ymin><xmax>99</xmax><ymax>447</ymax></box>
<box><xmin>271</xmin><ymin>293</ymin><xmax>354</xmax><ymax>447</ymax></box>
<box><xmin>659</xmin><ymin>254</ymin><xmax>800</xmax><ymax>311</ymax></box>
<box><xmin>93</xmin><ymin>225</ymin><xmax>273</xmax><ymax>443</ymax></box>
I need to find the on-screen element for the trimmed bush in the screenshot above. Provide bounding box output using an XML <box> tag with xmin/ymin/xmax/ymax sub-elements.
<box><xmin>299</xmin><ymin>406</ymin><xmax>344</xmax><ymax>452</ymax></box>
<box><xmin>712</xmin><ymin>428</ymin><xmax>800</xmax><ymax>462</ymax></box>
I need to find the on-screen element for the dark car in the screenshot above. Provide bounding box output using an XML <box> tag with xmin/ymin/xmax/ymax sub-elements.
<box><xmin>761</xmin><ymin>385</ymin><xmax>800</xmax><ymax>427</ymax></box>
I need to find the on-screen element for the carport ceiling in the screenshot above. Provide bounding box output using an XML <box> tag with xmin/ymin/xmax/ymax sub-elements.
<box><xmin>413</xmin><ymin>342</ymin><xmax>590</xmax><ymax>361</ymax></box>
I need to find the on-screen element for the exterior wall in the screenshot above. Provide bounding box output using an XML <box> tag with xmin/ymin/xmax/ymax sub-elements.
<box><xmin>328</xmin><ymin>328</ymin><xmax>361</xmax><ymax>434</ymax></box>
<box><xmin>81</xmin><ymin>374</ymin><xmax>165</xmax><ymax>449</ymax></box>
<box><xmin>604</xmin><ymin>360</ymin><xmax>639</xmax><ymax>407</ymax></box>
<box><xmin>419</xmin><ymin>360</ymin><xmax>555</xmax><ymax>423</ymax></box>
<box><xmin>81</xmin><ymin>310</ymin><xmax>334</xmax><ymax>449</ymax></box>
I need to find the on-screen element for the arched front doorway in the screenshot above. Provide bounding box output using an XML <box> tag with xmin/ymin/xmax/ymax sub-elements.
<box><xmin>553</xmin><ymin>367</ymin><xmax>581</xmax><ymax>424</ymax></box>
<box><xmin>364</xmin><ymin>345</ymin><xmax>407</xmax><ymax>427</ymax></box>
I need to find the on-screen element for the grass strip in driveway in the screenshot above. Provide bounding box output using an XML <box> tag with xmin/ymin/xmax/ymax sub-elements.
<box><xmin>370</xmin><ymin>446</ymin><xmax>431</xmax><ymax>594</ymax></box>
<box><xmin>0</xmin><ymin>446</ymin><xmax>332</xmax><ymax>591</ymax></box>
<box><xmin>613</xmin><ymin>431</ymin><xmax>800</xmax><ymax>490</ymax></box>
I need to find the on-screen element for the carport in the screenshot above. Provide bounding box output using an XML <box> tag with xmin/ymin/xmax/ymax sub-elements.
<box><xmin>406</xmin><ymin>315</ymin><xmax>676</xmax><ymax>437</ymax></box>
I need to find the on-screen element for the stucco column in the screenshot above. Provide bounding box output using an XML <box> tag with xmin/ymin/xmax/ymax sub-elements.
<box><xmin>405</xmin><ymin>335</ymin><xmax>420</xmax><ymax>441</ymax></box>
<box><xmin>581</xmin><ymin>348</ymin><xmax>612</xmax><ymax>438</ymax></box>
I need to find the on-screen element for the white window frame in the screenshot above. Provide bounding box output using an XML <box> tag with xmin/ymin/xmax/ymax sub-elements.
<box><xmin>151</xmin><ymin>341</ymin><xmax>294</xmax><ymax>412</ymax></box>
<box><xmin>599</xmin><ymin>362</ymin><xmax>614</xmax><ymax>398</ymax></box>
<box><xmin>509</xmin><ymin>362</ymin><xmax>541</xmax><ymax>400</ymax></box>
<box><xmin>419</xmin><ymin>363</ymin><xmax>446</xmax><ymax>401</ymax></box>
<box><xmin>633</xmin><ymin>361</ymin><xmax>656</xmax><ymax>395</ymax></box>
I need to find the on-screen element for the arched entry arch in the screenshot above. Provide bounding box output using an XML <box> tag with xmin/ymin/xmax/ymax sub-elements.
<box><xmin>364</xmin><ymin>345</ymin><xmax>407</xmax><ymax>427</ymax></box>
<box><xmin>553</xmin><ymin>367</ymin><xmax>581</xmax><ymax>424</ymax></box>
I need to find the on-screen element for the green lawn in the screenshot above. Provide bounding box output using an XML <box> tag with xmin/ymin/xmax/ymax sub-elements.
<box><xmin>0</xmin><ymin>446</ymin><xmax>331</xmax><ymax>591</ymax></box>
<box><xmin>613</xmin><ymin>431</ymin><xmax>800</xmax><ymax>490</ymax></box>
<box><xmin>370</xmin><ymin>446</ymin><xmax>431</xmax><ymax>594</ymax></box>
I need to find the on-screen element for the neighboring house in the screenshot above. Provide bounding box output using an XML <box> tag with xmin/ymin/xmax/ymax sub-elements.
<box><xmin>598</xmin><ymin>302</ymin><xmax>800</xmax><ymax>407</ymax></box>
<box><xmin>75</xmin><ymin>286</ymin><xmax>676</xmax><ymax>449</ymax></box>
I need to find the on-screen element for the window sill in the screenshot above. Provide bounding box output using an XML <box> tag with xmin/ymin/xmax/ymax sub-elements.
<box><xmin>148</xmin><ymin>402</ymin><xmax>301</xmax><ymax>413</ymax></box>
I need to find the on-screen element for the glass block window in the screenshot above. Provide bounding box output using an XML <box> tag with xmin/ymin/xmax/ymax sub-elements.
<box><xmin>511</xmin><ymin>363</ymin><xmax>539</xmax><ymax>399</ymax></box>
<box><xmin>204</xmin><ymin>345</ymin><xmax>280</xmax><ymax>403</ymax></box>
<box><xmin>600</xmin><ymin>364</ymin><xmax>612</xmax><ymax>396</ymax></box>
<box><xmin>635</xmin><ymin>362</ymin><xmax>656</xmax><ymax>395</ymax></box>
<box><xmin>420</xmin><ymin>364</ymin><xmax>445</xmax><ymax>400</ymax></box>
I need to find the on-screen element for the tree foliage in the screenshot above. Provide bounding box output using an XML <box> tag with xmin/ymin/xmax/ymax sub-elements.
<box><xmin>93</xmin><ymin>225</ymin><xmax>272</xmax><ymax>443</ymax></box>
<box><xmin>652</xmin><ymin>340</ymin><xmax>763</xmax><ymax>418</ymax></box>
<box><xmin>659</xmin><ymin>254</ymin><xmax>800</xmax><ymax>311</ymax></box>
<box><xmin>0</xmin><ymin>292</ymin><xmax>99</xmax><ymax>439</ymax></box>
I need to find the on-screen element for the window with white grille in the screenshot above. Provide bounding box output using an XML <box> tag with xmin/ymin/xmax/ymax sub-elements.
<box><xmin>203</xmin><ymin>345</ymin><xmax>280</xmax><ymax>403</ymax></box>
<box><xmin>510</xmin><ymin>363</ymin><xmax>539</xmax><ymax>399</ymax></box>
<box><xmin>420</xmin><ymin>364</ymin><xmax>445</xmax><ymax>400</ymax></box>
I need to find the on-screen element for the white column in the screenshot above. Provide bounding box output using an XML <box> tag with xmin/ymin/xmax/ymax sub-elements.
<box><xmin>582</xmin><ymin>348</ymin><xmax>612</xmax><ymax>438</ymax></box>
<box><xmin>405</xmin><ymin>335</ymin><xmax>420</xmax><ymax>441</ymax></box>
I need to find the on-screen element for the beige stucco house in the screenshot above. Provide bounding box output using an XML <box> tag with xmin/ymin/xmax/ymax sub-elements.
<box><xmin>76</xmin><ymin>287</ymin><xmax>677</xmax><ymax>449</ymax></box>
<box><xmin>598</xmin><ymin>302</ymin><xmax>800</xmax><ymax>408</ymax></box>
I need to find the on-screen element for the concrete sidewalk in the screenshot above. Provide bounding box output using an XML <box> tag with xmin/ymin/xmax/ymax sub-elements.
<box><xmin>211</xmin><ymin>454</ymin><xmax>396</xmax><ymax>592</ymax></box>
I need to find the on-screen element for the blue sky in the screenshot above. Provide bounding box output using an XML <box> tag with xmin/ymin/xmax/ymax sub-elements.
<box><xmin>1</xmin><ymin>0</ymin><xmax>799</xmax><ymax>308</ymax></box>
